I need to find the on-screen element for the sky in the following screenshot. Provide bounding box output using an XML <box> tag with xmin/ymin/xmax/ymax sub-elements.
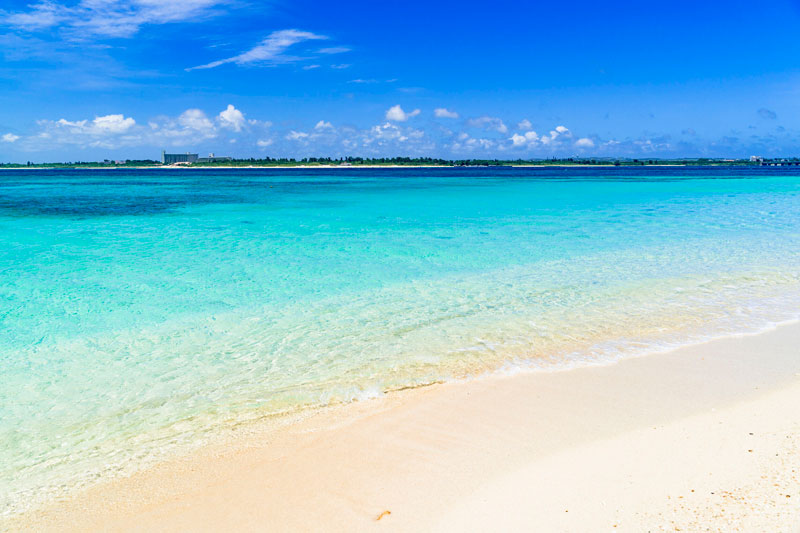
<box><xmin>1</xmin><ymin>0</ymin><xmax>799</xmax><ymax>162</ymax></box>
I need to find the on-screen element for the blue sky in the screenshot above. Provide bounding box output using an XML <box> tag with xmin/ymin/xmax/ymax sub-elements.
<box><xmin>1</xmin><ymin>0</ymin><xmax>799</xmax><ymax>162</ymax></box>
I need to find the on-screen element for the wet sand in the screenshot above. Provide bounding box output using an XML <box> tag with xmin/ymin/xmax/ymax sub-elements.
<box><xmin>10</xmin><ymin>322</ymin><xmax>800</xmax><ymax>532</ymax></box>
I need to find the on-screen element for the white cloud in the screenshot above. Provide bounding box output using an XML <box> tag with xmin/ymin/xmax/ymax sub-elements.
<box><xmin>510</xmin><ymin>131</ymin><xmax>539</xmax><ymax>147</ymax></box>
<box><xmin>507</xmin><ymin>125</ymin><xmax>575</xmax><ymax>149</ymax></box>
<box><xmin>467</xmin><ymin>116</ymin><xmax>508</xmax><ymax>134</ymax></box>
<box><xmin>317</xmin><ymin>46</ymin><xmax>351</xmax><ymax>54</ymax></box>
<box><xmin>517</xmin><ymin>119</ymin><xmax>532</xmax><ymax>130</ymax></box>
<box><xmin>385</xmin><ymin>104</ymin><xmax>421</xmax><ymax>122</ymax></box>
<box><xmin>53</xmin><ymin>114</ymin><xmax>136</xmax><ymax>136</ymax></box>
<box><xmin>92</xmin><ymin>114</ymin><xmax>135</xmax><ymax>133</ymax></box>
<box><xmin>450</xmin><ymin>133</ymin><xmax>495</xmax><ymax>152</ymax></box>
<box><xmin>29</xmin><ymin>108</ymin><xmax>225</xmax><ymax>150</ymax></box>
<box><xmin>633</xmin><ymin>138</ymin><xmax>672</xmax><ymax>152</ymax></box>
<box><xmin>2</xmin><ymin>0</ymin><xmax>227</xmax><ymax>39</ymax></box>
<box><xmin>178</xmin><ymin>109</ymin><xmax>214</xmax><ymax>133</ymax></box>
<box><xmin>3</xmin><ymin>2</ymin><xmax>64</xmax><ymax>30</ymax></box>
<box><xmin>248</xmin><ymin>118</ymin><xmax>272</xmax><ymax>128</ymax></box>
<box><xmin>13</xmin><ymin>107</ymin><xmax>682</xmax><ymax>158</ymax></box>
<box><xmin>217</xmin><ymin>104</ymin><xmax>246</xmax><ymax>132</ymax></box>
<box><xmin>302</xmin><ymin>64</ymin><xmax>320</xmax><ymax>70</ymax></box>
<box><xmin>286</xmin><ymin>130</ymin><xmax>310</xmax><ymax>141</ymax></box>
<box><xmin>330</xmin><ymin>64</ymin><xmax>350</xmax><ymax>69</ymax></box>
<box><xmin>188</xmin><ymin>29</ymin><xmax>327</xmax><ymax>70</ymax></box>
<box><xmin>363</xmin><ymin>122</ymin><xmax>424</xmax><ymax>145</ymax></box>
<box><xmin>434</xmin><ymin>108</ymin><xmax>459</xmax><ymax>119</ymax></box>
<box><xmin>134</xmin><ymin>109</ymin><xmax>218</xmax><ymax>145</ymax></box>
<box><xmin>539</xmin><ymin>126</ymin><xmax>571</xmax><ymax>145</ymax></box>
<box><xmin>31</xmin><ymin>114</ymin><xmax>137</xmax><ymax>149</ymax></box>
<box><xmin>263</xmin><ymin>119</ymin><xmax>338</xmax><ymax>147</ymax></box>
<box><xmin>368</xmin><ymin>122</ymin><xmax>401</xmax><ymax>141</ymax></box>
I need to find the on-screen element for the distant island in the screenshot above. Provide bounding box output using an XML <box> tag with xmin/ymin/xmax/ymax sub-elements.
<box><xmin>2</xmin><ymin>156</ymin><xmax>799</xmax><ymax>169</ymax></box>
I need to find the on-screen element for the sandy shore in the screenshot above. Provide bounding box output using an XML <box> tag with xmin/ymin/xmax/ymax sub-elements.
<box><xmin>10</xmin><ymin>322</ymin><xmax>800</xmax><ymax>532</ymax></box>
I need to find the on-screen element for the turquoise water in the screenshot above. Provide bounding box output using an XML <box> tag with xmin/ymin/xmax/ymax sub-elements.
<box><xmin>2</xmin><ymin>167</ymin><xmax>800</xmax><ymax>515</ymax></box>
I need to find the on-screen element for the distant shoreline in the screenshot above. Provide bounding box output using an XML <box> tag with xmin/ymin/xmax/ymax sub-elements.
<box><xmin>0</xmin><ymin>163</ymin><xmax>778</xmax><ymax>170</ymax></box>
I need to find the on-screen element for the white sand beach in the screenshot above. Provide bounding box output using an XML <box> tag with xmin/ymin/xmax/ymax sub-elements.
<box><xmin>11</xmin><ymin>323</ymin><xmax>800</xmax><ymax>532</ymax></box>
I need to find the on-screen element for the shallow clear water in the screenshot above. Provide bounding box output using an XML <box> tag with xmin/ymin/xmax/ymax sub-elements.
<box><xmin>1</xmin><ymin>166</ymin><xmax>799</xmax><ymax>515</ymax></box>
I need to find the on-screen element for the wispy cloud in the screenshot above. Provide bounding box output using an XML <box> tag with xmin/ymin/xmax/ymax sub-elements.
<box><xmin>2</xmin><ymin>133</ymin><xmax>20</xmax><ymax>143</ymax></box>
<box><xmin>449</xmin><ymin>132</ymin><xmax>495</xmax><ymax>152</ymax></box>
<box><xmin>1</xmin><ymin>0</ymin><xmax>227</xmax><ymax>39</ymax></box>
<box><xmin>282</xmin><ymin>120</ymin><xmax>341</xmax><ymax>147</ymax></box>
<box><xmin>467</xmin><ymin>116</ymin><xmax>508</xmax><ymax>134</ymax></box>
<box><xmin>188</xmin><ymin>29</ymin><xmax>328</xmax><ymax>70</ymax></box>
<box><xmin>317</xmin><ymin>46</ymin><xmax>351</xmax><ymax>54</ymax></box>
<box><xmin>349</xmin><ymin>77</ymin><xmax>397</xmax><ymax>83</ymax></box>
<box><xmin>3</xmin><ymin>1</ymin><xmax>65</xmax><ymax>30</ymax></box>
<box><xmin>434</xmin><ymin>108</ymin><xmax>459</xmax><ymax>119</ymax></box>
<box><xmin>286</xmin><ymin>130</ymin><xmax>310</xmax><ymax>141</ymax></box>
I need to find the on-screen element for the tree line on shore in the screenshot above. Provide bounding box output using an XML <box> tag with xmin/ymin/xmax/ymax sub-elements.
<box><xmin>2</xmin><ymin>156</ymin><xmax>792</xmax><ymax>168</ymax></box>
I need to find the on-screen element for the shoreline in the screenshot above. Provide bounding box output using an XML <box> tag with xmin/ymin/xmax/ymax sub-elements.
<box><xmin>5</xmin><ymin>163</ymin><xmax>768</xmax><ymax>170</ymax></box>
<box><xmin>9</xmin><ymin>321</ymin><xmax>800</xmax><ymax>531</ymax></box>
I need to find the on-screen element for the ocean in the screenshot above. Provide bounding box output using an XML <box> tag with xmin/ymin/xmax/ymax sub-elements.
<box><xmin>2</xmin><ymin>166</ymin><xmax>799</xmax><ymax>516</ymax></box>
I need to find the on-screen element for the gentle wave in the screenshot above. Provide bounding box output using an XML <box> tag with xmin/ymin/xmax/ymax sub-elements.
<box><xmin>3</xmin><ymin>264</ymin><xmax>799</xmax><ymax>517</ymax></box>
<box><xmin>1</xmin><ymin>168</ymin><xmax>799</xmax><ymax>517</ymax></box>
